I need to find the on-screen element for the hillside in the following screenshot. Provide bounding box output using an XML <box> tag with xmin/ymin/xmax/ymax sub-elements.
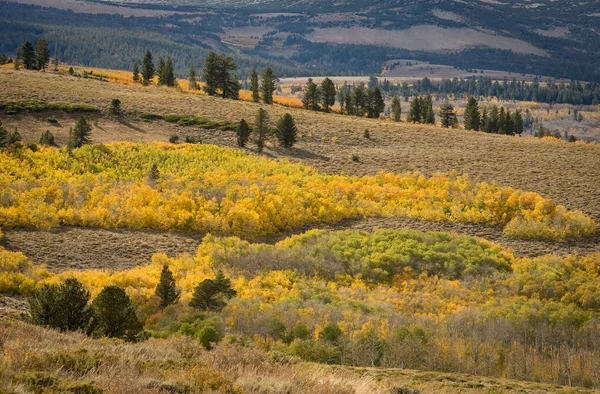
<box><xmin>2</xmin><ymin>0</ymin><xmax>600</xmax><ymax>80</ymax></box>
<box><xmin>1</xmin><ymin>65</ymin><xmax>600</xmax><ymax>393</ymax></box>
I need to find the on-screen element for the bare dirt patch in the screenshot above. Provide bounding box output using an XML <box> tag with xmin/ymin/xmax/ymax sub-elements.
<box><xmin>2</xmin><ymin>228</ymin><xmax>200</xmax><ymax>273</ymax></box>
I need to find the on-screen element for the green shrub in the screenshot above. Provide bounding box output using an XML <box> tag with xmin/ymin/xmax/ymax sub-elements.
<box><xmin>40</xmin><ymin>130</ymin><xmax>56</xmax><ymax>146</ymax></box>
<box><xmin>169</xmin><ymin>135</ymin><xmax>179</xmax><ymax>144</ymax></box>
<box><xmin>89</xmin><ymin>285</ymin><xmax>143</xmax><ymax>342</ymax></box>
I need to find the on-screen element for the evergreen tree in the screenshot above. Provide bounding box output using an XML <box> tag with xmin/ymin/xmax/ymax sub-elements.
<box><xmin>498</xmin><ymin>106</ymin><xmax>507</xmax><ymax>134</ymax></box>
<box><xmin>276</xmin><ymin>113</ymin><xmax>298</xmax><ymax>148</ymax></box>
<box><xmin>157</xmin><ymin>57</ymin><xmax>166</xmax><ymax>85</ymax></box>
<box><xmin>29</xmin><ymin>278</ymin><xmax>91</xmax><ymax>332</ymax></box>
<box><xmin>8</xmin><ymin>129</ymin><xmax>21</xmax><ymax>145</ymax></box>
<box><xmin>109</xmin><ymin>99</ymin><xmax>122</xmax><ymax>115</ymax></box>
<box><xmin>237</xmin><ymin>119</ymin><xmax>251</xmax><ymax>147</ymax></box>
<box><xmin>39</xmin><ymin>130</ymin><xmax>55</xmax><ymax>146</ymax></box>
<box><xmin>320</xmin><ymin>77</ymin><xmax>336</xmax><ymax>112</ymax></box>
<box><xmin>142</xmin><ymin>50</ymin><xmax>154</xmax><ymax>86</ymax></box>
<box><xmin>0</xmin><ymin>120</ymin><xmax>8</xmax><ymax>148</ymax></box>
<box><xmin>366</xmin><ymin>87</ymin><xmax>385</xmax><ymax>118</ymax></box>
<box><xmin>505</xmin><ymin>109</ymin><xmax>514</xmax><ymax>135</ymax></box>
<box><xmin>188</xmin><ymin>64</ymin><xmax>197</xmax><ymax>90</ymax></box>
<box><xmin>391</xmin><ymin>94</ymin><xmax>402</xmax><ymax>121</ymax></box>
<box><xmin>261</xmin><ymin>67</ymin><xmax>277</xmax><ymax>104</ymax></box>
<box><xmin>250</xmin><ymin>68</ymin><xmax>260</xmax><ymax>102</ymax></box>
<box><xmin>422</xmin><ymin>95</ymin><xmax>435</xmax><ymax>124</ymax></box>
<box><xmin>132</xmin><ymin>61</ymin><xmax>140</xmax><ymax>83</ymax></box>
<box><xmin>254</xmin><ymin>108</ymin><xmax>269</xmax><ymax>153</ymax></box>
<box><xmin>337</xmin><ymin>90</ymin><xmax>345</xmax><ymax>114</ymax></box>
<box><xmin>513</xmin><ymin>110</ymin><xmax>524</xmax><ymax>135</ymax></box>
<box><xmin>164</xmin><ymin>57</ymin><xmax>176</xmax><ymax>87</ymax></box>
<box><xmin>440</xmin><ymin>101</ymin><xmax>457</xmax><ymax>128</ymax></box>
<box><xmin>89</xmin><ymin>286</ymin><xmax>143</xmax><ymax>341</ymax></box>
<box><xmin>407</xmin><ymin>97</ymin><xmax>422</xmax><ymax>123</ymax></box>
<box><xmin>189</xmin><ymin>270</ymin><xmax>236</xmax><ymax>312</ymax></box>
<box><xmin>21</xmin><ymin>41</ymin><xmax>35</xmax><ymax>70</ymax></box>
<box><xmin>353</xmin><ymin>88</ymin><xmax>365</xmax><ymax>117</ymax></box>
<box><xmin>464</xmin><ymin>96</ymin><xmax>481</xmax><ymax>131</ymax></box>
<box><xmin>480</xmin><ymin>107</ymin><xmax>489</xmax><ymax>132</ymax></box>
<box><xmin>302</xmin><ymin>78</ymin><xmax>320</xmax><ymax>111</ymax></box>
<box><xmin>489</xmin><ymin>106</ymin><xmax>499</xmax><ymax>133</ymax></box>
<box><xmin>68</xmin><ymin>117</ymin><xmax>92</xmax><ymax>148</ymax></box>
<box><xmin>345</xmin><ymin>89</ymin><xmax>354</xmax><ymax>115</ymax></box>
<box><xmin>35</xmin><ymin>39</ymin><xmax>50</xmax><ymax>70</ymax></box>
<box><xmin>14</xmin><ymin>48</ymin><xmax>22</xmax><ymax>70</ymax></box>
<box><xmin>52</xmin><ymin>49</ymin><xmax>59</xmax><ymax>72</ymax></box>
<box><xmin>155</xmin><ymin>264</ymin><xmax>180</xmax><ymax>310</ymax></box>
<box><xmin>202</xmin><ymin>52</ymin><xmax>239</xmax><ymax>99</ymax></box>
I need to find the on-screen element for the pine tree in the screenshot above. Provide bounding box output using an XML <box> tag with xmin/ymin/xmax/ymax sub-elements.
<box><xmin>39</xmin><ymin>130</ymin><xmax>55</xmax><ymax>146</ymax></box>
<box><xmin>366</xmin><ymin>87</ymin><xmax>385</xmax><ymax>118</ymax></box>
<box><xmin>35</xmin><ymin>39</ymin><xmax>50</xmax><ymax>70</ymax></box>
<box><xmin>513</xmin><ymin>110</ymin><xmax>524</xmax><ymax>135</ymax></box>
<box><xmin>14</xmin><ymin>48</ymin><xmax>22</xmax><ymax>70</ymax></box>
<box><xmin>29</xmin><ymin>278</ymin><xmax>91</xmax><ymax>332</ymax></box>
<box><xmin>202</xmin><ymin>52</ymin><xmax>219</xmax><ymax>96</ymax></box>
<box><xmin>53</xmin><ymin>50</ymin><xmax>59</xmax><ymax>72</ymax></box>
<box><xmin>276</xmin><ymin>113</ymin><xmax>297</xmax><ymax>148</ymax></box>
<box><xmin>505</xmin><ymin>109</ymin><xmax>514</xmax><ymax>135</ymax></box>
<box><xmin>8</xmin><ymin>129</ymin><xmax>21</xmax><ymax>145</ymax></box>
<box><xmin>391</xmin><ymin>94</ymin><xmax>402</xmax><ymax>121</ymax></box>
<box><xmin>424</xmin><ymin>104</ymin><xmax>435</xmax><ymax>124</ymax></box>
<box><xmin>157</xmin><ymin>57</ymin><xmax>166</xmax><ymax>85</ymax></box>
<box><xmin>68</xmin><ymin>117</ymin><xmax>92</xmax><ymax>148</ymax></box>
<box><xmin>480</xmin><ymin>107</ymin><xmax>489</xmax><ymax>132</ymax></box>
<box><xmin>354</xmin><ymin>88</ymin><xmax>365</xmax><ymax>117</ymax></box>
<box><xmin>164</xmin><ymin>57</ymin><xmax>175</xmax><ymax>87</ymax></box>
<box><xmin>337</xmin><ymin>90</ymin><xmax>345</xmax><ymax>114</ymax></box>
<box><xmin>320</xmin><ymin>77</ymin><xmax>336</xmax><ymax>112</ymax></box>
<box><xmin>202</xmin><ymin>52</ymin><xmax>239</xmax><ymax>99</ymax></box>
<box><xmin>254</xmin><ymin>108</ymin><xmax>269</xmax><ymax>153</ymax></box>
<box><xmin>0</xmin><ymin>120</ymin><xmax>8</xmax><ymax>148</ymax></box>
<box><xmin>440</xmin><ymin>101</ymin><xmax>457</xmax><ymax>128</ymax></box>
<box><xmin>250</xmin><ymin>68</ymin><xmax>260</xmax><ymax>102</ymax></box>
<box><xmin>132</xmin><ymin>62</ymin><xmax>140</xmax><ymax>83</ymax></box>
<box><xmin>261</xmin><ymin>67</ymin><xmax>277</xmax><ymax>104</ymax></box>
<box><xmin>302</xmin><ymin>78</ymin><xmax>320</xmax><ymax>111</ymax></box>
<box><xmin>188</xmin><ymin>64</ymin><xmax>197</xmax><ymax>90</ymax></box>
<box><xmin>21</xmin><ymin>41</ymin><xmax>35</xmax><ymax>70</ymax></box>
<box><xmin>237</xmin><ymin>119</ymin><xmax>251</xmax><ymax>147</ymax></box>
<box><xmin>464</xmin><ymin>96</ymin><xmax>481</xmax><ymax>131</ymax></box>
<box><xmin>407</xmin><ymin>96</ymin><xmax>422</xmax><ymax>123</ymax></box>
<box><xmin>189</xmin><ymin>270</ymin><xmax>236</xmax><ymax>312</ymax></box>
<box><xmin>344</xmin><ymin>90</ymin><xmax>353</xmax><ymax>115</ymax></box>
<box><xmin>489</xmin><ymin>106</ymin><xmax>499</xmax><ymax>133</ymax></box>
<box><xmin>498</xmin><ymin>106</ymin><xmax>507</xmax><ymax>134</ymax></box>
<box><xmin>142</xmin><ymin>50</ymin><xmax>154</xmax><ymax>86</ymax></box>
<box><xmin>155</xmin><ymin>264</ymin><xmax>180</xmax><ymax>310</ymax></box>
<box><xmin>89</xmin><ymin>286</ymin><xmax>143</xmax><ymax>341</ymax></box>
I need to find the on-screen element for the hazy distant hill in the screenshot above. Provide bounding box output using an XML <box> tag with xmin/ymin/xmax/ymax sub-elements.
<box><xmin>2</xmin><ymin>0</ymin><xmax>600</xmax><ymax>80</ymax></box>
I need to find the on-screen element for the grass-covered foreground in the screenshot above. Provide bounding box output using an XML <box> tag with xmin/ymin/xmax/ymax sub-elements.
<box><xmin>0</xmin><ymin>142</ymin><xmax>595</xmax><ymax>240</ymax></box>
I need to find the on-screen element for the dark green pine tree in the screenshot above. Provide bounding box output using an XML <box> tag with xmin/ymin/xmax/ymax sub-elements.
<box><xmin>366</xmin><ymin>87</ymin><xmax>385</xmax><ymax>118</ymax></box>
<box><xmin>155</xmin><ymin>264</ymin><xmax>180</xmax><ymax>310</ymax></box>
<box><xmin>142</xmin><ymin>50</ymin><xmax>154</xmax><ymax>86</ymax></box>
<box><xmin>463</xmin><ymin>96</ymin><xmax>481</xmax><ymax>131</ymax></box>
<box><xmin>480</xmin><ymin>107</ymin><xmax>489</xmax><ymax>132</ymax></box>
<box><xmin>250</xmin><ymin>68</ymin><xmax>260</xmax><ymax>103</ymax></box>
<box><xmin>344</xmin><ymin>89</ymin><xmax>354</xmax><ymax>115</ymax></box>
<box><xmin>407</xmin><ymin>96</ymin><xmax>422</xmax><ymax>123</ymax></box>
<box><xmin>498</xmin><ymin>106</ymin><xmax>507</xmax><ymax>134</ymax></box>
<box><xmin>203</xmin><ymin>52</ymin><xmax>239</xmax><ymax>99</ymax></box>
<box><xmin>164</xmin><ymin>57</ymin><xmax>176</xmax><ymax>87</ymax></box>
<box><xmin>132</xmin><ymin>62</ymin><xmax>140</xmax><ymax>83</ymax></box>
<box><xmin>254</xmin><ymin>108</ymin><xmax>269</xmax><ymax>153</ymax></box>
<box><xmin>513</xmin><ymin>110</ymin><xmax>524</xmax><ymax>135</ymax></box>
<box><xmin>505</xmin><ymin>109</ymin><xmax>514</xmax><ymax>135</ymax></box>
<box><xmin>489</xmin><ymin>106</ymin><xmax>499</xmax><ymax>133</ymax></box>
<box><xmin>276</xmin><ymin>113</ymin><xmax>298</xmax><ymax>148</ymax></box>
<box><xmin>261</xmin><ymin>67</ymin><xmax>277</xmax><ymax>104</ymax></box>
<box><xmin>424</xmin><ymin>103</ymin><xmax>435</xmax><ymax>124</ymax></box>
<box><xmin>391</xmin><ymin>94</ymin><xmax>402</xmax><ymax>121</ymax></box>
<box><xmin>0</xmin><ymin>120</ymin><xmax>8</xmax><ymax>148</ymax></box>
<box><xmin>236</xmin><ymin>119</ymin><xmax>251</xmax><ymax>147</ymax></box>
<box><xmin>188</xmin><ymin>64</ymin><xmax>197</xmax><ymax>90</ymax></box>
<box><xmin>440</xmin><ymin>101</ymin><xmax>457</xmax><ymax>128</ymax></box>
<box><xmin>157</xmin><ymin>57</ymin><xmax>166</xmax><ymax>85</ymax></box>
<box><xmin>68</xmin><ymin>117</ymin><xmax>92</xmax><ymax>149</ymax></box>
<box><xmin>320</xmin><ymin>77</ymin><xmax>336</xmax><ymax>113</ymax></box>
<box><xmin>21</xmin><ymin>41</ymin><xmax>36</xmax><ymax>70</ymax></box>
<box><xmin>353</xmin><ymin>88</ymin><xmax>365</xmax><ymax>117</ymax></box>
<box><xmin>89</xmin><ymin>286</ymin><xmax>143</xmax><ymax>341</ymax></box>
<box><xmin>302</xmin><ymin>78</ymin><xmax>321</xmax><ymax>111</ymax></box>
<box><xmin>189</xmin><ymin>270</ymin><xmax>236</xmax><ymax>312</ymax></box>
<box><xmin>35</xmin><ymin>39</ymin><xmax>50</xmax><ymax>70</ymax></box>
<box><xmin>202</xmin><ymin>52</ymin><xmax>219</xmax><ymax>96</ymax></box>
<box><xmin>39</xmin><ymin>130</ymin><xmax>55</xmax><ymax>146</ymax></box>
<box><xmin>337</xmin><ymin>90</ymin><xmax>345</xmax><ymax>114</ymax></box>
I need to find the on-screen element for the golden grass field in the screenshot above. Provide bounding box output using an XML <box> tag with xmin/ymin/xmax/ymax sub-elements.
<box><xmin>2</xmin><ymin>319</ymin><xmax>598</xmax><ymax>394</ymax></box>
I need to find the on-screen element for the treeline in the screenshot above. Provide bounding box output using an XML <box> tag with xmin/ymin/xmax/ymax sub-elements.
<box><xmin>381</xmin><ymin>76</ymin><xmax>600</xmax><ymax>106</ymax></box>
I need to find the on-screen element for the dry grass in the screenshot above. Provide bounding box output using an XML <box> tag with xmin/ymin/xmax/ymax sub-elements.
<box><xmin>0</xmin><ymin>319</ymin><xmax>595</xmax><ymax>394</ymax></box>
